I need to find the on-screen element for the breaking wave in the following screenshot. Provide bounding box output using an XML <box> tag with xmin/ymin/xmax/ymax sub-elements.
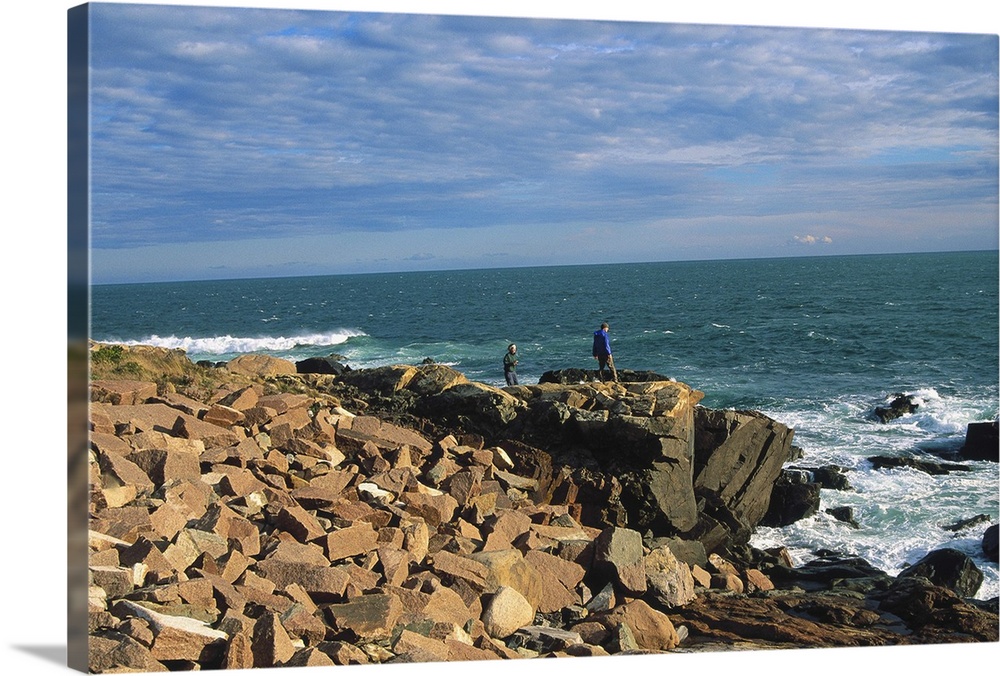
<box><xmin>118</xmin><ymin>330</ymin><xmax>367</xmax><ymax>359</ymax></box>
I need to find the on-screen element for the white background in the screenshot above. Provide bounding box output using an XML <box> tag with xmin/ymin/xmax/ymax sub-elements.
<box><xmin>2</xmin><ymin>1</ymin><xmax>997</xmax><ymax>674</ymax></box>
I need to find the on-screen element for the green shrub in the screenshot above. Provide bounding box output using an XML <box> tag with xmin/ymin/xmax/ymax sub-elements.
<box><xmin>92</xmin><ymin>345</ymin><xmax>126</xmax><ymax>365</ymax></box>
<box><xmin>114</xmin><ymin>361</ymin><xmax>145</xmax><ymax>377</ymax></box>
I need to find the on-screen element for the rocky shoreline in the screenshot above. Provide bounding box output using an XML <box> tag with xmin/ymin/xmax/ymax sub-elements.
<box><xmin>85</xmin><ymin>343</ymin><xmax>998</xmax><ymax>672</ymax></box>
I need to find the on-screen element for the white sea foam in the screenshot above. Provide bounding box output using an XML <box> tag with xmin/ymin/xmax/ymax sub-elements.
<box><xmin>123</xmin><ymin>329</ymin><xmax>367</xmax><ymax>357</ymax></box>
<box><xmin>754</xmin><ymin>386</ymin><xmax>999</xmax><ymax>600</ymax></box>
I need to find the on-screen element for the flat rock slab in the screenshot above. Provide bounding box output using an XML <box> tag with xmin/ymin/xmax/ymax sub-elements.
<box><xmin>102</xmin><ymin>403</ymin><xmax>242</xmax><ymax>447</ymax></box>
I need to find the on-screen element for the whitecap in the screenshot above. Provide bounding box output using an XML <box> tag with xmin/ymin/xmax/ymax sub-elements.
<box><xmin>125</xmin><ymin>329</ymin><xmax>367</xmax><ymax>356</ymax></box>
<box><xmin>806</xmin><ymin>331</ymin><xmax>836</xmax><ymax>342</ymax></box>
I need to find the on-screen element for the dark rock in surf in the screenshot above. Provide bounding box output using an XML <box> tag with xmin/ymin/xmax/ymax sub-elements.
<box><xmin>959</xmin><ymin>420</ymin><xmax>998</xmax><ymax>462</ymax></box>
<box><xmin>825</xmin><ymin>506</ymin><xmax>860</xmax><ymax>529</ymax></box>
<box><xmin>867</xmin><ymin>455</ymin><xmax>973</xmax><ymax>475</ymax></box>
<box><xmin>942</xmin><ymin>514</ymin><xmax>991</xmax><ymax>533</ymax></box>
<box><xmin>765</xmin><ymin>552</ymin><xmax>892</xmax><ymax>593</ymax></box>
<box><xmin>897</xmin><ymin>548</ymin><xmax>984</xmax><ymax>598</ymax></box>
<box><xmin>760</xmin><ymin>470</ymin><xmax>820</xmax><ymax>527</ymax></box>
<box><xmin>871</xmin><ymin>393</ymin><xmax>918</xmax><ymax>423</ymax></box>
<box><xmin>296</xmin><ymin>356</ymin><xmax>351</xmax><ymax>375</ymax></box>
<box><xmin>790</xmin><ymin>464</ymin><xmax>853</xmax><ymax>491</ymax></box>
<box><xmin>983</xmin><ymin>525</ymin><xmax>998</xmax><ymax>562</ymax></box>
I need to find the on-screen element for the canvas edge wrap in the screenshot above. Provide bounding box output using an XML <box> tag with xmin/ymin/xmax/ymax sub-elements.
<box><xmin>68</xmin><ymin>3</ymin><xmax>91</xmax><ymax>672</ymax></box>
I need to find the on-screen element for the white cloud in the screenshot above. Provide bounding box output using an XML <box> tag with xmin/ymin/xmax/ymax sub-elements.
<box><xmin>793</xmin><ymin>234</ymin><xmax>834</xmax><ymax>245</ymax></box>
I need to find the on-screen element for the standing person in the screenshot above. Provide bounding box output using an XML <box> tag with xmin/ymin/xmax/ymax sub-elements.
<box><xmin>503</xmin><ymin>343</ymin><xmax>520</xmax><ymax>386</ymax></box>
<box><xmin>592</xmin><ymin>322</ymin><xmax>618</xmax><ymax>382</ymax></box>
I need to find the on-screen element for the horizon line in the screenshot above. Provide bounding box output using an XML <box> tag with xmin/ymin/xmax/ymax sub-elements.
<box><xmin>89</xmin><ymin>247</ymin><xmax>998</xmax><ymax>287</ymax></box>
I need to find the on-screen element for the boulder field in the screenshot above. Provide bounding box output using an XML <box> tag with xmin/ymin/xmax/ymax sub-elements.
<box><xmin>84</xmin><ymin>344</ymin><xmax>998</xmax><ymax>672</ymax></box>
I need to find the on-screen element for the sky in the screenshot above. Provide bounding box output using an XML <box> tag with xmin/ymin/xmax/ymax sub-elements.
<box><xmin>82</xmin><ymin>2</ymin><xmax>1000</xmax><ymax>284</ymax></box>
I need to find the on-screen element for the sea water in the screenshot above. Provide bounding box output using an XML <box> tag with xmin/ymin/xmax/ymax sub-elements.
<box><xmin>91</xmin><ymin>250</ymin><xmax>1000</xmax><ymax>598</ymax></box>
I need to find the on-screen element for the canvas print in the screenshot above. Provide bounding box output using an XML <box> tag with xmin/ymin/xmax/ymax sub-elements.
<box><xmin>69</xmin><ymin>1</ymin><xmax>999</xmax><ymax>673</ymax></box>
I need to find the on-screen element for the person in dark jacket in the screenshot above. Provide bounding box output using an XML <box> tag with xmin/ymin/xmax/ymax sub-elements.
<box><xmin>592</xmin><ymin>322</ymin><xmax>617</xmax><ymax>382</ymax></box>
<box><xmin>503</xmin><ymin>343</ymin><xmax>520</xmax><ymax>385</ymax></box>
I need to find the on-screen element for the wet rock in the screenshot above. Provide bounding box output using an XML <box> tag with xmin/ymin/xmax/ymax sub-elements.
<box><xmin>765</xmin><ymin>553</ymin><xmax>892</xmax><ymax>593</ymax></box>
<box><xmin>942</xmin><ymin>514</ymin><xmax>991</xmax><ymax>532</ymax></box>
<box><xmin>960</xmin><ymin>420</ymin><xmax>998</xmax><ymax>461</ymax></box>
<box><xmin>871</xmin><ymin>393</ymin><xmax>918</xmax><ymax>422</ymax></box>
<box><xmin>826</xmin><ymin>506</ymin><xmax>860</xmax><ymax>528</ymax></box>
<box><xmin>791</xmin><ymin>464</ymin><xmax>853</xmax><ymax>491</ymax></box>
<box><xmin>868</xmin><ymin>455</ymin><xmax>973</xmax><ymax>475</ymax></box>
<box><xmin>760</xmin><ymin>470</ymin><xmax>820</xmax><ymax>527</ymax></box>
<box><xmin>897</xmin><ymin>548</ymin><xmax>984</xmax><ymax>598</ymax></box>
<box><xmin>984</xmin><ymin>524</ymin><xmax>999</xmax><ymax>562</ymax></box>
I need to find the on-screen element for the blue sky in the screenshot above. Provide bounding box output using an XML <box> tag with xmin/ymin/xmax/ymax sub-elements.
<box><xmin>84</xmin><ymin>1</ymin><xmax>999</xmax><ymax>283</ymax></box>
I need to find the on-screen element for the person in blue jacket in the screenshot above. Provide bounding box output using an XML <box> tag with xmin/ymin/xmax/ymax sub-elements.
<box><xmin>592</xmin><ymin>322</ymin><xmax>618</xmax><ymax>382</ymax></box>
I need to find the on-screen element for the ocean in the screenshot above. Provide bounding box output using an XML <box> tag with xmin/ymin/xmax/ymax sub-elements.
<box><xmin>91</xmin><ymin>250</ymin><xmax>999</xmax><ymax>598</ymax></box>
